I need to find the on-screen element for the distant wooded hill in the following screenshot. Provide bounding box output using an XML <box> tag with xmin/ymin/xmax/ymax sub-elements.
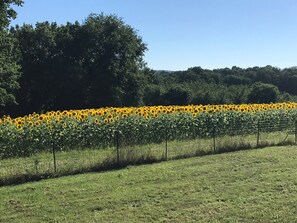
<box><xmin>143</xmin><ymin>66</ymin><xmax>297</xmax><ymax>106</ymax></box>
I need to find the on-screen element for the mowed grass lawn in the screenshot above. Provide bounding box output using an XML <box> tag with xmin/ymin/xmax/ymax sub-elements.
<box><xmin>1</xmin><ymin>146</ymin><xmax>297</xmax><ymax>222</ymax></box>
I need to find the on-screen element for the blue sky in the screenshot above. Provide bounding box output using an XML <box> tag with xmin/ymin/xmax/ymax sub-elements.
<box><xmin>11</xmin><ymin>0</ymin><xmax>297</xmax><ymax>71</ymax></box>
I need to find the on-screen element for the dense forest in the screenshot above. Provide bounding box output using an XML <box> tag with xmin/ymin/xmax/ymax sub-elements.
<box><xmin>1</xmin><ymin>1</ymin><xmax>297</xmax><ymax>117</ymax></box>
<box><xmin>144</xmin><ymin>66</ymin><xmax>297</xmax><ymax>106</ymax></box>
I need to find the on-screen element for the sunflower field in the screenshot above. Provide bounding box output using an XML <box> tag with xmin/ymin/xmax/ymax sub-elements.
<box><xmin>1</xmin><ymin>102</ymin><xmax>297</xmax><ymax>159</ymax></box>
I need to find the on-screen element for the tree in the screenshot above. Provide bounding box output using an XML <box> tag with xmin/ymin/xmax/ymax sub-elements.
<box><xmin>0</xmin><ymin>32</ymin><xmax>20</xmax><ymax>107</ymax></box>
<box><xmin>247</xmin><ymin>82</ymin><xmax>280</xmax><ymax>103</ymax></box>
<box><xmin>12</xmin><ymin>13</ymin><xmax>148</xmax><ymax>115</ymax></box>
<box><xmin>143</xmin><ymin>85</ymin><xmax>163</xmax><ymax>106</ymax></box>
<box><xmin>0</xmin><ymin>0</ymin><xmax>23</xmax><ymax>111</ymax></box>
<box><xmin>77</xmin><ymin>14</ymin><xmax>147</xmax><ymax>107</ymax></box>
<box><xmin>162</xmin><ymin>86</ymin><xmax>191</xmax><ymax>105</ymax></box>
<box><xmin>11</xmin><ymin>22</ymin><xmax>65</xmax><ymax>114</ymax></box>
<box><xmin>0</xmin><ymin>0</ymin><xmax>23</xmax><ymax>29</ymax></box>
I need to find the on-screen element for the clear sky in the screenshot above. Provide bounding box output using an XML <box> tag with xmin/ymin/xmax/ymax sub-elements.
<box><xmin>10</xmin><ymin>0</ymin><xmax>297</xmax><ymax>71</ymax></box>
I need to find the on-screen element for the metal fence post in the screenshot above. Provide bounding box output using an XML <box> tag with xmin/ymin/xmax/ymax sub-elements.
<box><xmin>116</xmin><ymin>130</ymin><xmax>120</xmax><ymax>165</ymax></box>
<box><xmin>213</xmin><ymin>125</ymin><xmax>216</xmax><ymax>153</ymax></box>
<box><xmin>52</xmin><ymin>142</ymin><xmax>57</xmax><ymax>173</ymax></box>
<box><xmin>257</xmin><ymin>119</ymin><xmax>260</xmax><ymax>147</ymax></box>
<box><xmin>295</xmin><ymin>120</ymin><xmax>297</xmax><ymax>145</ymax></box>
<box><xmin>165</xmin><ymin>126</ymin><xmax>168</xmax><ymax>160</ymax></box>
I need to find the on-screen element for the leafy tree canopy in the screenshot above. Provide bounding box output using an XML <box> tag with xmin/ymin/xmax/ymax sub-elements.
<box><xmin>0</xmin><ymin>0</ymin><xmax>23</xmax><ymax>111</ymax></box>
<box><xmin>11</xmin><ymin>13</ymin><xmax>148</xmax><ymax>115</ymax></box>
<box><xmin>0</xmin><ymin>0</ymin><xmax>23</xmax><ymax>29</ymax></box>
<box><xmin>247</xmin><ymin>82</ymin><xmax>280</xmax><ymax>103</ymax></box>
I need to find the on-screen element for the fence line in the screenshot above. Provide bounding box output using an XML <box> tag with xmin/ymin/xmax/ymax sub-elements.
<box><xmin>1</xmin><ymin>116</ymin><xmax>297</xmax><ymax>185</ymax></box>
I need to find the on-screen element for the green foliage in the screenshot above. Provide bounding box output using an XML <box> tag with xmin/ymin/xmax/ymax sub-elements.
<box><xmin>0</xmin><ymin>0</ymin><xmax>22</xmax><ymax>112</ymax></box>
<box><xmin>0</xmin><ymin>0</ymin><xmax>23</xmax><ymax>29</ymax></box>
<box><xmin>1</xmin><ymin>108</ymin><xmax>297</xmax><ymax>159</ymax></box>
<box><xmin>162</xmin><ymin>86</ymin><xmax>191</xmax><ymax>105</ymax></box>
<box><xmin>143</xmin><ymin>85</ymin><xmax>163</xmax><ymax>105</ymax></box>
<box><xmin>10</xmin><ymin>13</ymin><xmax>148</xmax><ymax>115</ymax></box>
<box><xmin>247</xmin><ymin>82</ymin><xmax>280</xmax><ymax>103</ymax></box>
<box><xmin>145</xmin><ymin>65</ymin><xmax>297</xmax><ymax>106</ymax></box>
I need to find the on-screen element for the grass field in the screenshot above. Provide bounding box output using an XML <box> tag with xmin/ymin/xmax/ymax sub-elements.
<box><xmin>1</xmin><ymin>145</ymin><xmax>297</xmax><ymax>222</ymax></box>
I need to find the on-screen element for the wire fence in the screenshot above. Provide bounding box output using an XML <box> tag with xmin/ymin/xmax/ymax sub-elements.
<box><xmin>1</xmin><ymin>116</ymin><xmax>296</xmax><ymax>186</ymax></box>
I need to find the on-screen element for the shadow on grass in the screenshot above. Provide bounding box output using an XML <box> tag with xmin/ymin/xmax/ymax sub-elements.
<box><xmin>0</xmin><ymin>152</ymin><xmax>162</xmax><ymax>187</ymax></box>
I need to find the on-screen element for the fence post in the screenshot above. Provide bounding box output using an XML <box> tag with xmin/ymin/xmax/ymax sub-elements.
<box><xmin>295</xmin><ymin>120</ymin><xmax>297</xmax><ymax>145</ymax></box>
<box><xmin>116</xmin><ymin>130</ymin><xmax>120</xmax><ymax>165</ymax></box>
<box><xmin>213</xmin><ymin>125</ymin><xmax>216</xmax><ymax>153</ymax></box>
<box><xmin>165</xmin><ymin>126</ymin><xmax>168</xmax><ymax>160</ymax></box>
<box><xmin>257</xmin><ymin>119</ymin><xmax>260</xmax><ymax>147</ymax></box>
<box><xmin>52</xmin><ymin>142</ymin><xmax>57</xmax><ymax>173</ymax></box>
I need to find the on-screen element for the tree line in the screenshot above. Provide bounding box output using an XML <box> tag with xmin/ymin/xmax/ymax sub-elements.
<box><xmin>144</xmin><ymin>66</ymin><xmax>297</xmax><ymax>106</ymax></box>
<box><xmin>1</xmin><ymin>1</ymin><xmax>297</xmax><ymax>117</ymax></box>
